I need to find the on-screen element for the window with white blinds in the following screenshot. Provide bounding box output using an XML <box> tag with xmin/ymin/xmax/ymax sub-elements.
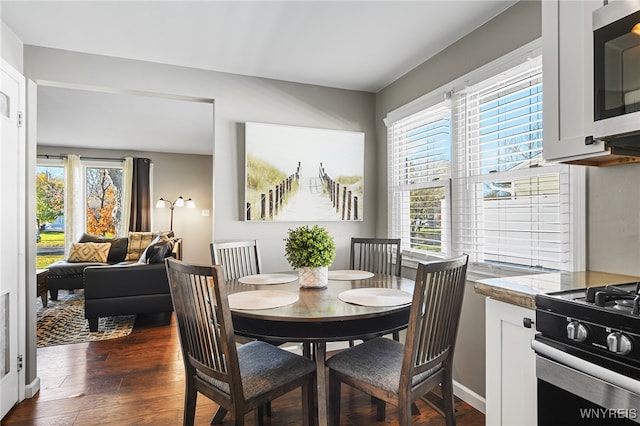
<box><xmin>388</xmin><ymin>52</ymin><xmax>573</xmax><ymax>272</ymax></box>
<box><xmin>388</xmin><ymin>102</ymin><xmax>451</xmax><ymax>255</ymax></box>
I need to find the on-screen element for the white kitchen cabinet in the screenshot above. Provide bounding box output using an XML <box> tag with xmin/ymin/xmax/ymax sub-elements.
<box><xmin>542</xmin><ymin>0</ymin><xmax>623</xmax><ymax>165</ymax></box>
<box><xmin>485</xmin><ymin>298</ymin><xmax>537</xmax><ymax>426</ymax></box>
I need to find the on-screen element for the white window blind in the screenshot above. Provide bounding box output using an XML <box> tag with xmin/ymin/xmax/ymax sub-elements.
<box><xmin>387</xmin><ymin>50</ymin><xmax>574</xmax><ymax>272</ymax></box>
<box><xmin>388</xmin><ymin>102</ymin><xmax>451</xmax><ymax>255</ymax></box>
<box><xmin>452</xmin><ymin>55</ymin><xmax>572</xmax><ymax>271</ymax></box>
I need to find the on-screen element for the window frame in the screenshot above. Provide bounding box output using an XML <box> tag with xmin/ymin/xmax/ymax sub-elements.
<box><xmin>82</xmin><ymin>159</ymin><xmax>125</xmax><ymax>238</ymax></box>
<box><xmin>35</xmin><ymin>157</ymin><xmax>127</xmax><ymax>239</ymax></box>
<box><xmin>387</xmin><ymin>96</ymin><xmax>453</xmax><ymax>258</ymax></box>
<box><xmin>385</xmin><ymin>39</ymin><xmax>586</xmax><ymax>275</ymax></box>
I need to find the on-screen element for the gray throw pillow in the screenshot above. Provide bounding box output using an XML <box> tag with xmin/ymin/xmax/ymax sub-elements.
<box><xmin>142</xmin><ymin>240</ymin><xmax>175</xmax><ymax>264</ymax></box>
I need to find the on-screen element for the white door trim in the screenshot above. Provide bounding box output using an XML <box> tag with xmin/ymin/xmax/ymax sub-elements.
<box><xmin>0</xmin><ymin>58</ymin><xmax>27</xmax><ymax>419</ymax></box>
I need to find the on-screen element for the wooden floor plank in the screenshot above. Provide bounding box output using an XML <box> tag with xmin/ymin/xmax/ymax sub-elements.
<box><xmin>4</xmin><ymin>313</ymin><xmax>485</xmax><ymax>425</ymax></box>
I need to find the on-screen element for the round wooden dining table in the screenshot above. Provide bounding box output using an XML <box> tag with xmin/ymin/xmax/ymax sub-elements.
<box><xmin>225</xmin><ymin>271</ymin><xmax>415</xmax><ymax>426</ymax></box>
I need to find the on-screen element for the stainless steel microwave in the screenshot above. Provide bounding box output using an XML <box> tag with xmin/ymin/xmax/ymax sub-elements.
<box><xmin>592</xmin><ymin>0</ymin><xmax>640</xmax><ymax>141</ymax></box>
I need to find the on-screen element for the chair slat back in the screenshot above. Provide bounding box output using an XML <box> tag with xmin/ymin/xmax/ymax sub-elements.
<box><xmin>210</xmin><ymin>240</ymin><xmax>262</xmax><ymax>280</ymax></box>
<box><xmin>165</xmin><ymin>259</ymin><xmax>243</xmax><ymax>398</ymax></box>
<box><xmin>402</xmin><ymin>255</ymin><xmax>468</xmax><ymax>381</ymax></box>
<box><xmin>349</xmin><ymin>238</ymin><xmax>402</xmax><ymax>276</ymax></box>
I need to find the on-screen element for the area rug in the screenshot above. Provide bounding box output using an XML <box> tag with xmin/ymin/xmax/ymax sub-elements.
<box><xmin>36</xmin><ymin>290</ymin><xmax>136</xmax><ymax>348</ymax></box>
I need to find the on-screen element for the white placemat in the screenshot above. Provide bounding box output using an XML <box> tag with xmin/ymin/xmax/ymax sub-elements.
<box><xmin>238</xmin><ymin>273</ymin><xmax>298</xmax><ymax>285</ymax></box>
<box><xmin>328</xmin><ymin>270</ymin><xmax>375</xmax><ymax>280</ymax></box>
<box><xmin>228</xmin><ymin>290</ymin><xmax>299</xmax><ymax>310</ymax></box>
<box><xmin>338</xmin><ymin>288</ymin><xmax>412</xmax><ymax>307</ymax></box>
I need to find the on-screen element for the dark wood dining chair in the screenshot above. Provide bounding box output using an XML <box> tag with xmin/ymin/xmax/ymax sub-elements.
<box><xmin>165</xmin><ymin>259</ymin><xmax>316</xmax><ymax>426</ymax></box>
<box><xmin>210</xmin><ymin>240</ymin><xmax>262</xmax><ymax>280</ymax></box>
<box><xmin>210</xmin><ymin>239</ymin><xmax>278</xmax><ymax>419</ymax></box>
<box><xmin>327</xmin><ymin>254</ymin><xmax>469</xmax><ymax>426</ymax></box>
<box><xmin>349</xmin><ymin>237</ymin><xmax>403</xmax><ymax>344</ymax></box>
<box><xmin>350</xmin><ymin>237</ymin><xmax>402</xmax><ymax>277</ymax></box>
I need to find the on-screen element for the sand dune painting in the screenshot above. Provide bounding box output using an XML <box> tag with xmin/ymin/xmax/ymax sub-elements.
<box><xmin>245</xmin><ymin>122</ymin><xmax>365</xmax><ymax>222</ymax></box>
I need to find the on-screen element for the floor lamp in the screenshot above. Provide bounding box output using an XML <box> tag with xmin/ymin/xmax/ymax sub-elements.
<box><xmin>156</xmin><ymin>196</ymin><xmax>195</xmax><ymax>231</ymax></box>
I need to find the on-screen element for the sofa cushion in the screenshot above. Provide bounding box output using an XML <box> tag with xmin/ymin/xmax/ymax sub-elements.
<box><xmin>138</xmin><ymin>234</ymin><xmax>177</xmax><ymax>264</ymax></box>
<box><xmin>47</xmin><ymin>260</ymin><xmax>108</xmax><ymax>278</ymax></box>
<box><xmin>79</xmin><ymin>233</ymin><xmax>128</xmax><ymax>263</ymax></box>
<box><xmin>106</xmin><ymin>237</ymin><xmax>128</xmax><ymax>263</ymax></box>
<box><xmin>125</xmin><ymin>231</ymin><xmax>155</xmax><ymax>261</ymax></box>
<box><xmin>68</xmin><ymin>242</ymin><xmax>111</xmax><ymax>263</ymax></box>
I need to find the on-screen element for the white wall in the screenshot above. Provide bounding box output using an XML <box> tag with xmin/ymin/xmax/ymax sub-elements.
<box><xmin>1</xmin><ymin>21</ymin><xmax>23</xmax><ymax>73</ymax></box>
<box><xmin>23</xmin><ymin>46</ymin><xmax>377</xmax><ymax>271</ymax></box>
<box><xmin>376</xmin><ymin>0</ymin><xmax>543</xmax><ymax>404</ymax></box>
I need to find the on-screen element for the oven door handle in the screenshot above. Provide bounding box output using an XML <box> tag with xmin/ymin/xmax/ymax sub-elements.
<box><xmin>531</xmin><ymin>339</ymin><xmax>640</xmax><ymax>395</ymax></box>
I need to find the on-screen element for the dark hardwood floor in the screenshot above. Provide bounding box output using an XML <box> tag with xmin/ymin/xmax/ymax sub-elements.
<box><xmin>4</xmin><ymin>313</ymin><xmax>485</xmax><ymax>425</ymax></box>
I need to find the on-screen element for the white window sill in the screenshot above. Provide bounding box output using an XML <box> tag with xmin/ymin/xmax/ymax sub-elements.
<box><xmin>400</xmin><ymin>251</ymin><xmax>550</xmax><ymax>283</ymax></box>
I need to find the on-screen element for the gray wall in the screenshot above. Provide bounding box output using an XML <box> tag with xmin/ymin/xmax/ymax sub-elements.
<box><xmin>23</xmin><ymin>45</ymin><xmax>377</xmax><ymax>272</ymax></box>
<box><xmin>587</xmin><ymin>164</ymin><xmax>640</xmax><ymax>275</ymax></box>
<box><xmin>376</xmin><ymin>0</ymin><xmax>543</xmax><ymax>402</ymax></box>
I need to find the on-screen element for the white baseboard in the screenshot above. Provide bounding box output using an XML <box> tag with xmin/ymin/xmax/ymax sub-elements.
<box><xmin>24</xmin><ymin>376</ymin><xmax>40</xmax><ymax>399</ymax></box>
<box><xmin>282</xmin><ymin>341</ymin><xmax>350</xmax><ymax>355</ymax></box>
<box><xmin>326</xmin><ymin>341</ymin><xmax>350</xmax><ymax>352</ymax></box>
<box><xmin>453</xmin><ymin>380</ymin><xmax>485</xmax><ymax>414</ymax></box>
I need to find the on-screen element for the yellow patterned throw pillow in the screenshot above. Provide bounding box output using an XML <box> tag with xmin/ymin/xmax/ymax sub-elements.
<box><xmin>125</xmin><ymin>231</ymin><xmax>155</xmax><ymax>261</ymax></box>
<box><xmin>67</xmin><ymin>242</ymin><xmax>111</xmax><ymax>263</ymax></box>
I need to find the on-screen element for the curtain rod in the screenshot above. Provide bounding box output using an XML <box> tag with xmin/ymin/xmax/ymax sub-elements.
<box><xmin>37</xmin><ymin>154</ymin><xmax>127</xmax><ymax>162</ymax></box>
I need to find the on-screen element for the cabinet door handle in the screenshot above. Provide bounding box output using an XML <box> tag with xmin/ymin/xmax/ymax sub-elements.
<box><xmin>584</xmin><ymin>136</ymin><xmax>601</xmax><ymax>146</ymax></box>
<box><xmin>523</xmin><ymin>317</ymin><xmax>534</xmax><ymax>328</ymax></box>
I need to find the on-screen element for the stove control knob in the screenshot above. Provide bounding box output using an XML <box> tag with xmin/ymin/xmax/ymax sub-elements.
<box><xmin>606</xmin><ymin>332</ymin><xmax>633</xmax><ymax>355</ymax></box>
<box><xmin>566</xmin><ymin>321</ymin><xmax>588</xmax><ymax>342</ymax></box>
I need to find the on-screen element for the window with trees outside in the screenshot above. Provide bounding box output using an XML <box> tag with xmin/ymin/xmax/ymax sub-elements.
<box><xmin>85</xmin><ymin>164</ymin><xmax>124</xmax><ymax>237</ymax></box>
<box><xmin>387</xmin><ymin>48</ymin><xmax>574</xmax><ymax>273</ymax></box>
<box><xmin>36</xmin><ymin>159</ymin><xmax>124</xmax><ymax>268</ymax></box>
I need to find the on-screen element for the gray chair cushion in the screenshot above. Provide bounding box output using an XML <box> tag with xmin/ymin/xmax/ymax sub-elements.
<box><xmin>326</xmin><ymin>337</ymin><xmax>440</xmax><ymax>394</ymax></box>
<box><xmin>196</xmin><ymin>340</ymin><xmax>315</xmax><ymax>400</ymax></box>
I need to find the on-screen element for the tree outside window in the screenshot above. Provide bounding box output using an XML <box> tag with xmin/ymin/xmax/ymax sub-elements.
<box><xmin>35</xmin><ymin>165</ymin><xmax>65</xmax><ymax>268</ymax></box>
<box><xmin>36</xmin><ymin>168</ymin><xmax>64</xmax><ymax>230</ymax></box>
<box><xmin>85</xmin><ymin>167</ymin><xmax>123</xmax><ymax>237</ymax></box>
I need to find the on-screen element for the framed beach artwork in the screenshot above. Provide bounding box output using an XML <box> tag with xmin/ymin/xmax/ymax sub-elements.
<box><xmin>245</xmin><ymin>122</ymin><xmax>365</xmax><ymax>222</ymax></box>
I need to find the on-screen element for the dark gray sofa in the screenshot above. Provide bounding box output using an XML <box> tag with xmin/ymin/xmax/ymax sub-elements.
<box><xmin>83</xmin><ymin>262</ymin><xmax>173</xmax><ymax>332</ymax></box>
<box><xmin>44</xmin><ymin>232</ymin><xmax>181</xmax><ymax>331</ymax></box>
<box><xmin>45</xmin><ymin>234</ymin><xmax>130</xmax><ymax>300</ymax></box>
<box><xmin>46</xmin><ymin>260</ymin><xmax>108</xmax><ymax>300</ymax></box>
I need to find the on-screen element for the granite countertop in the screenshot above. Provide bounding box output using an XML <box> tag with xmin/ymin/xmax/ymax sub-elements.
<box><xmin>474</xmin><ymin>271</ymin><xmax>640</xmax><ymax>309</ymax></box>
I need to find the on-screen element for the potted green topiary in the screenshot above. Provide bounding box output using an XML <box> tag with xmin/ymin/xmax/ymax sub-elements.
<box><xmin>284</xmin><ymin>225</ymin><xmax>336</xmax><ymax>288</ymax></box>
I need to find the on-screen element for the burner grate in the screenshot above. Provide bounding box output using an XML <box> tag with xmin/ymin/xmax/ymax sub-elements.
<box><xmin>585</xmin><ymin>283</ymin><xmax>640</xmax><ymax>315</ymax></box>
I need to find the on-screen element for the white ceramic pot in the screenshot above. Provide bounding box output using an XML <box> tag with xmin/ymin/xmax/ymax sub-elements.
<box><xmin>298</xmin><ymin>266</ymin><xmax>329</xmax><ymax>288</ymax></box>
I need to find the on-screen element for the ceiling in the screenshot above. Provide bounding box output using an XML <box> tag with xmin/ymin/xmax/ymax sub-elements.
<box><xmin>2</xmin><ymin>0</ymin><xmax>518</xmax><ymax>92</ymax></box>
<box><xmin>2</xmin><ymin>0</ymin><xmax>519</xmax><ymax>155</ymax></box>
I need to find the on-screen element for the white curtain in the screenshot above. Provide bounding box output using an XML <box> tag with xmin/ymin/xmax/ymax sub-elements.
<box><xmin>64</xmin><ymin>154</ymin><xmax>83</xmax><ymax>256</ymax></box>
<box><xmin>121</xmin><ymin>157</ymin><xmax>133</xmax><ymax>236</ymax></box>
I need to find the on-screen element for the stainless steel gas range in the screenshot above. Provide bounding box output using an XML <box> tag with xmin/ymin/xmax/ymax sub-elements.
<box><xmin>533</xmin><ymin>283</ymin><xmax>640</xmax><ymax>425</ymax></box>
